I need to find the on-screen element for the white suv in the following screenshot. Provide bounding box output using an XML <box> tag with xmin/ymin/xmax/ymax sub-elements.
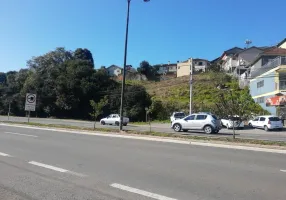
<box><xmin>248</xmin><ymin>115</ymin><xmax>283</xmax><ymax>131</ymax></box>
<box><xmin>171</xmin><ymin>113</ymin><xmax>221</xmax><ymax>134</ymax></box>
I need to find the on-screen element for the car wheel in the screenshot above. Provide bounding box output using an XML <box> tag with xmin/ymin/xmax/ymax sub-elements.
<box><xmin>173</xmin><ymin>123</ymin><xmax>182</xmax><ymax>132</ymax></box>
<box><xmin>248</xmin><ymin>123</ymin><xmax>253</xmax><ymax>128</ymax></box>
<box><xmin>204</xmin><ymin>125</ymin><xmax>213</xmax><ymax>134</ymax></box>
<box><xmin>278</xmin><ymin>128</ymin><xmax>283</xmax><ymax>131</ymax></box>
<box><xmin>101</xmin><ymin>121</ymin><xmax>105</xmax><ymax>125</ymax></box>
<box><xmin>115</xmin><ymin>121</ymin><xmax>120</xmax><ymax>126</ymax></box>
<box><xmin>264</xmin><ymin>125</ymin><xmax>269</xmax><ymax>132</ymax></box>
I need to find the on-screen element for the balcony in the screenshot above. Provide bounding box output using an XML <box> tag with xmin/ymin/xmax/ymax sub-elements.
<box><xmin>250</xmin><ymin>56</ymin><xmax>286</xmax><ymax>78</ymax></box>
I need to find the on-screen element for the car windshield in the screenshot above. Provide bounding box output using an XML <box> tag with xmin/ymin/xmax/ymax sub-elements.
<box><xmin>229</xmin><ymin>117</ymin><xmax>240</xmax><ymax>120</ymax></box>
<box><xmin>269</xmin><ymin>117</ymin><xmax>280</xmax><ymax>121</ymax></box>
<box><xmin>174</xmin><ymin>113</ymin><xmax>185</xmax><ymax>118</ymax></box>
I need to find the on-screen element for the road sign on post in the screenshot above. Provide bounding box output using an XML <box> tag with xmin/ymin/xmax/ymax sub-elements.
<box><xmin>25</xmin><ymin>93</ymin><xmax>37</xmax><ymax>112</ymax></box>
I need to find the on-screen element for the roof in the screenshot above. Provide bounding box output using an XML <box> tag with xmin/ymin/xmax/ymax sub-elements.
<box><xmin>193</xmin><ymin>58</ymin><xmax>210</xmax><ymax>62</ymax></box>
<box><xmin>180</xmin><ymin>58</ymin><xmax>209</xmax><ymax>63</ymax></box>
<box><xmin>107</xmin><ymin>65</ymin><xmax>122</xmax><ymax>70</ymax></box>
<box><xmin>220</xmin><ymin>47</ymin><xmax>243</xmax><ymax>58</ymax></box>
<box><xmin>262</xmin><ymin>47</ymin><xmax>286</xmax><ymax>55</ymax></box>
<box><xmin>277</xmin><ymin>38</ymin><xmax>286</xmax><ymax>47</ymax></box>
<box><xmin>210</xmin><ymin>57</ymin><xmax>221</xmax><ymax>64</ymax></box>
<box><xmin>160</xmin><ymin>63</ymin><xmax>177</xmax><ymax>67</ymax></box>
<box><xmin>234</xmin><ymin>46</ymin><xmax>264</xmax><ymax>64</ymax></box>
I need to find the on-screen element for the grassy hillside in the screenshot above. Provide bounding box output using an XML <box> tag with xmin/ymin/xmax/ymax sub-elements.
<box><xmin>128</xmin><ymin>72</ymin><xmax>267</xmax><ymax>120</ymax></box>
<box><xmin>138</xmin><ymin>72</ymin><xmax>231</xmax><ymax>112</ymax></box>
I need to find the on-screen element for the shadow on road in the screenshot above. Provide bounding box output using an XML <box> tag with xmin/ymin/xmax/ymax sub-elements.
<box><xmin>181</xmin><ymin>131</ymin><xmax>240</xmax><ymax>136</ymax></box>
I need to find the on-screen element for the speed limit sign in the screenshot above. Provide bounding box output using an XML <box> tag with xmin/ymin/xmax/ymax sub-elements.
<box><xmin>25</xmin><ymin>93</ymin><xmax>37</xmax><ymax>111</ymax></box>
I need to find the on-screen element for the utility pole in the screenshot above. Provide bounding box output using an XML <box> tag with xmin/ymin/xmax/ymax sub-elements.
<box><xmin>119</xmin><ymin>0</ymin><xmax>150</xmax><ymax>131</ymax></box>
<box><xmin>119</xmin><ymin>0</ymin><xmax>131</xmax><ymax>131</ymax></box>
<box><xmin>189</xmin><ymin>58</ymin><xmax>193</xmax><ymax>115</ymax></box>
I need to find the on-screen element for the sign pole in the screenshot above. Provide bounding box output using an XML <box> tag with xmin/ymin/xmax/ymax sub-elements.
<box><xmin>8</xmin><ymin>102</ymin><xmax>11</xmax><ymax>121</ymax></box>
<box><xmin>28</xmin><ymin>110</ymin><xmax>30</xmax><ymax>123</ymax></box>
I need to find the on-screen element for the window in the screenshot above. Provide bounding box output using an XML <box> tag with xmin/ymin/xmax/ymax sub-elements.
<box><xmin>269</xmin><ymin>117</ymin><xmax>280</xmax><ymax>121</ymax></box>
<box><xmin>212</xmin><ymin>115</ymin><xmax>218</xmax><ymax>120</ymax></box>
<box><xmin>174</xmin><ymin>113</ymin><xmax>185</xmax><ymax>118</ymax></box>
<box><xmin>178</xmin><ymin>67</ymin><xmax>180</xmax><ymax>69</ymax></box>
<box><xmin>185</xmin><ymin>115</ymin><xmax>195</xmax><ymax>120</ymax></box>
<box><xmin>198</xmin><ymin>62</ymin><xmax>203</xmax><ymax>66</ymax></box>
<box><xmin>196</xmin><ymin>115</ymin><xmax>207</xmax><ymax>120</ymax></box>
<box><xmin>257</xmin><ymin>80</ymin><xmax>264</xmax><ymax>88</ymax></box>
<box><xmin>259</xmin><ymin>117</ymin><xmax>266</xmax><ymax>121</ymax></box>
<box><xmin>257</xmin><ymin>97</ymin><xmax>264</xmax><ymax>103</ymax></box>
<box><xmin>253</xmin><ymin>118</ymin><xmax>259</xmax><ymax>121</ymax></box>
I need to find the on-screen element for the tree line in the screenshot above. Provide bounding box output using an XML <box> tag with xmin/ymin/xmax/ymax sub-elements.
<box><xmin>0</xmin><ymin>48</ymin><xmax>151</xmax><ymax>121</ymax></box>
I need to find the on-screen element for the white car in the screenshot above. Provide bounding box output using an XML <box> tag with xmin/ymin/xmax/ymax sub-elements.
<box><xmin>100</xmin><ymin>114</ymin><xmax>129</xmax><ymax>126</ymax></box>
<box><xmin>248</xmin><ymin>115</ymin><xmax>283</xmax><ymax>131</ymax></box>
<box><xmin>221</xmin><ymin>116</ymin><xmax>244</xmax><ymax>129</ymax></box>
<box><xmin>171</xmin><ymin>112</ymin><xmax>221</xmax><ymax>134</ymax></box>
<box><xmin>170</xmin><ymin>112</ymin><xmax>186</xmax><ymax>123</ymax></box>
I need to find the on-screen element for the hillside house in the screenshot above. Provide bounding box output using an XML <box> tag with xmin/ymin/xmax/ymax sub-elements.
<box><xmin>247</xmin><ymin>48</ymin><xmax>286</xmax><ymax>115</ymax></box>
<box><xmin>107</xmin><ymin>65</ymin><xmax>122</xmax><ymax>76</ymax></box>
<box><xmin>177</xmin><ymin>58</ymin><xmax>210</xmax><ymax>77</ymax></box>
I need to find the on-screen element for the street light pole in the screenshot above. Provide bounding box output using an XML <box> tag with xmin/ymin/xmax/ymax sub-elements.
<box><xmin>189</xmin><ymin>58</ymin><xmax>193</xmax><ymax>115</ymax></box>
<box><xmin>119</xmin><ymin>0</ymin><xmax>150</xmax><ymax>131</ymax></box>
<box><xmin>119</xmin><ymin>0</ymin><xmax>131</xmax><ymax>131</ymax></box>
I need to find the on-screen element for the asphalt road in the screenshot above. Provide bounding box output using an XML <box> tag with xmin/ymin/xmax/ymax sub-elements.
<box><xmin>0</xmin><ymin>124</ymin><xmax>286</xmax><ymax>200</ymax></box>
<box><xmin>1</xmin><ymin>116</ymin><xmax>286</xmax><ymax>141</ymax></box>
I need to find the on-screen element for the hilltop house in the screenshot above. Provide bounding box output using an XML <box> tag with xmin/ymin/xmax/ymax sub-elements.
<box><xmin>177</xmin><ymin>58</ymin><xmax>210</xmax><ymax>77</ymax></box>
<box><xmin>220</xmin><ymin>47</ymin><xmax>243</xmax><ymax>72</ymax></box>
<box><xmin>278</xmin><ymin>38</ymin><xmax>286</xmax><ymax>49</ymax></box>
<box><xmin>107</xmin><ymin>65</ymin><xmax>122</xmax><ymax>76</ymax></box>
<box><xmin>157</xmin><ymin>62</ymin><xmax>177</xmax><ymax>75</ymax></box>
<box><xmin>246</xmin><ymin>48</ymin><xmax>286</xmax><ymax>115</ymax></box>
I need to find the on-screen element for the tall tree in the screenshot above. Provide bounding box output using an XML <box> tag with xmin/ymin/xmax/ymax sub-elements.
<box><xmin>74</xmin><ymin>48</ymin><xmax>94</xmax><ymax>67</ymax></box>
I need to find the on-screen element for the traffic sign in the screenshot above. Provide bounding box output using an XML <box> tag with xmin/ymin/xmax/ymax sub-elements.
<box><xmin>25</xmin><ymin>93</ymin><xmax>37</xmax><ymax>111</ymax></box>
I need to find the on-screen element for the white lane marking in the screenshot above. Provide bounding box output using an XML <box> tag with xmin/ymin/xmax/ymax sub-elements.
<box><xmin>191</xmin><ymin>141</ymin><xmax>286</xmax><ymax>154</ymax></box>
<box><xmin>28</xmin><ymin>161</ymin><xmax>87</xmax><ymax>177</ymax></box>
<box><xmin>110</xmin><ymin>183</ymin><xmax>177</xmax><ymax>200</ymax></box>
<box><xmin>28</xmin><ymin>161</ymin><xmax>68</xmax><ymax>173</ymax></box>
<box><xmin>0</xmin><ymin>152</ymin><xmax>11</xmax><ymax>157</ymax></box>
<box><xmin>4</xmin><ymin>132</ymin><xmax>38</xmax><ymax>138</ymax></box>
<box><xmin>281</xmin><ymin>170</ymin><xmax>286</xmax><ymax>173</ymax></box>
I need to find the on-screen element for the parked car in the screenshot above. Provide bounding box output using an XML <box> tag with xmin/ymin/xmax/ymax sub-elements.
<box><xmin>171</xmin><ymin>112</ymin><xmax>221</xmax><ymax>134</ymax></box>
<box><xmin>221</xmin><ymin>116</ymin><xmax>244</xmax><ymax>129</ymax></box>
<box><xmin>248</xmin><ymin>115</ymin><xmax>283</xmax><ymax>131</ymax></box>
<box><xmin>170</xmin><ymin>112</ymin><xmax>186</xmax><ymax>123</ymax></box>
<box><xmin>100</xmin><ymin>114</ymin><xmax>129</xmax><ymax>126</ymax></box>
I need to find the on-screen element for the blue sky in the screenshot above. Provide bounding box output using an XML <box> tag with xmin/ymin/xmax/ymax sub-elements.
<box><xmin>1</xmin><ymin>0</ymin><xmax>285</xmax><ymax>72</ymax></box>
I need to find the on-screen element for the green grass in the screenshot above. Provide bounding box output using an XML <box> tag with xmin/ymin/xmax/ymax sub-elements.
<box><xmin>130</xmin><ymin>120</ymin><xmax>170</xmax><ymax>125</ymax></box>
<box><xmin>2</xmin><ymin>120</ymin><xmax>286</xmax><ymax>147</ymax></box>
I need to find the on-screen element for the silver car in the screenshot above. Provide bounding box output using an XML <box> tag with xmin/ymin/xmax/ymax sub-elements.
<box><xmin>172</xmin><ymin>112</ymin><xmax>221</xmax><ymax>134</ymax></box>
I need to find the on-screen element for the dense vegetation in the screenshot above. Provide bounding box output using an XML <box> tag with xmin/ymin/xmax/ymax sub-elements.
<box><xmin>0</xmin><ymin>48</ymin><xmax>150</xmax><ymax>121</ymax></box>
<box><xmin>141</xmin><ymin>72</ymin><xmax>269</xmax><ymax>120</ymax></box>
<box><xmin>0</xmin><ymin>47</ymin><xmax>268</xmax><ymax>122</ymax></box>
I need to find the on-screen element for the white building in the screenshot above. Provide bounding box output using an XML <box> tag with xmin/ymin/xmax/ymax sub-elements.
<box><xmin>107</xmin><ymin>65</ymin><xmax>122</xmax><ymax>76</ymax></box>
